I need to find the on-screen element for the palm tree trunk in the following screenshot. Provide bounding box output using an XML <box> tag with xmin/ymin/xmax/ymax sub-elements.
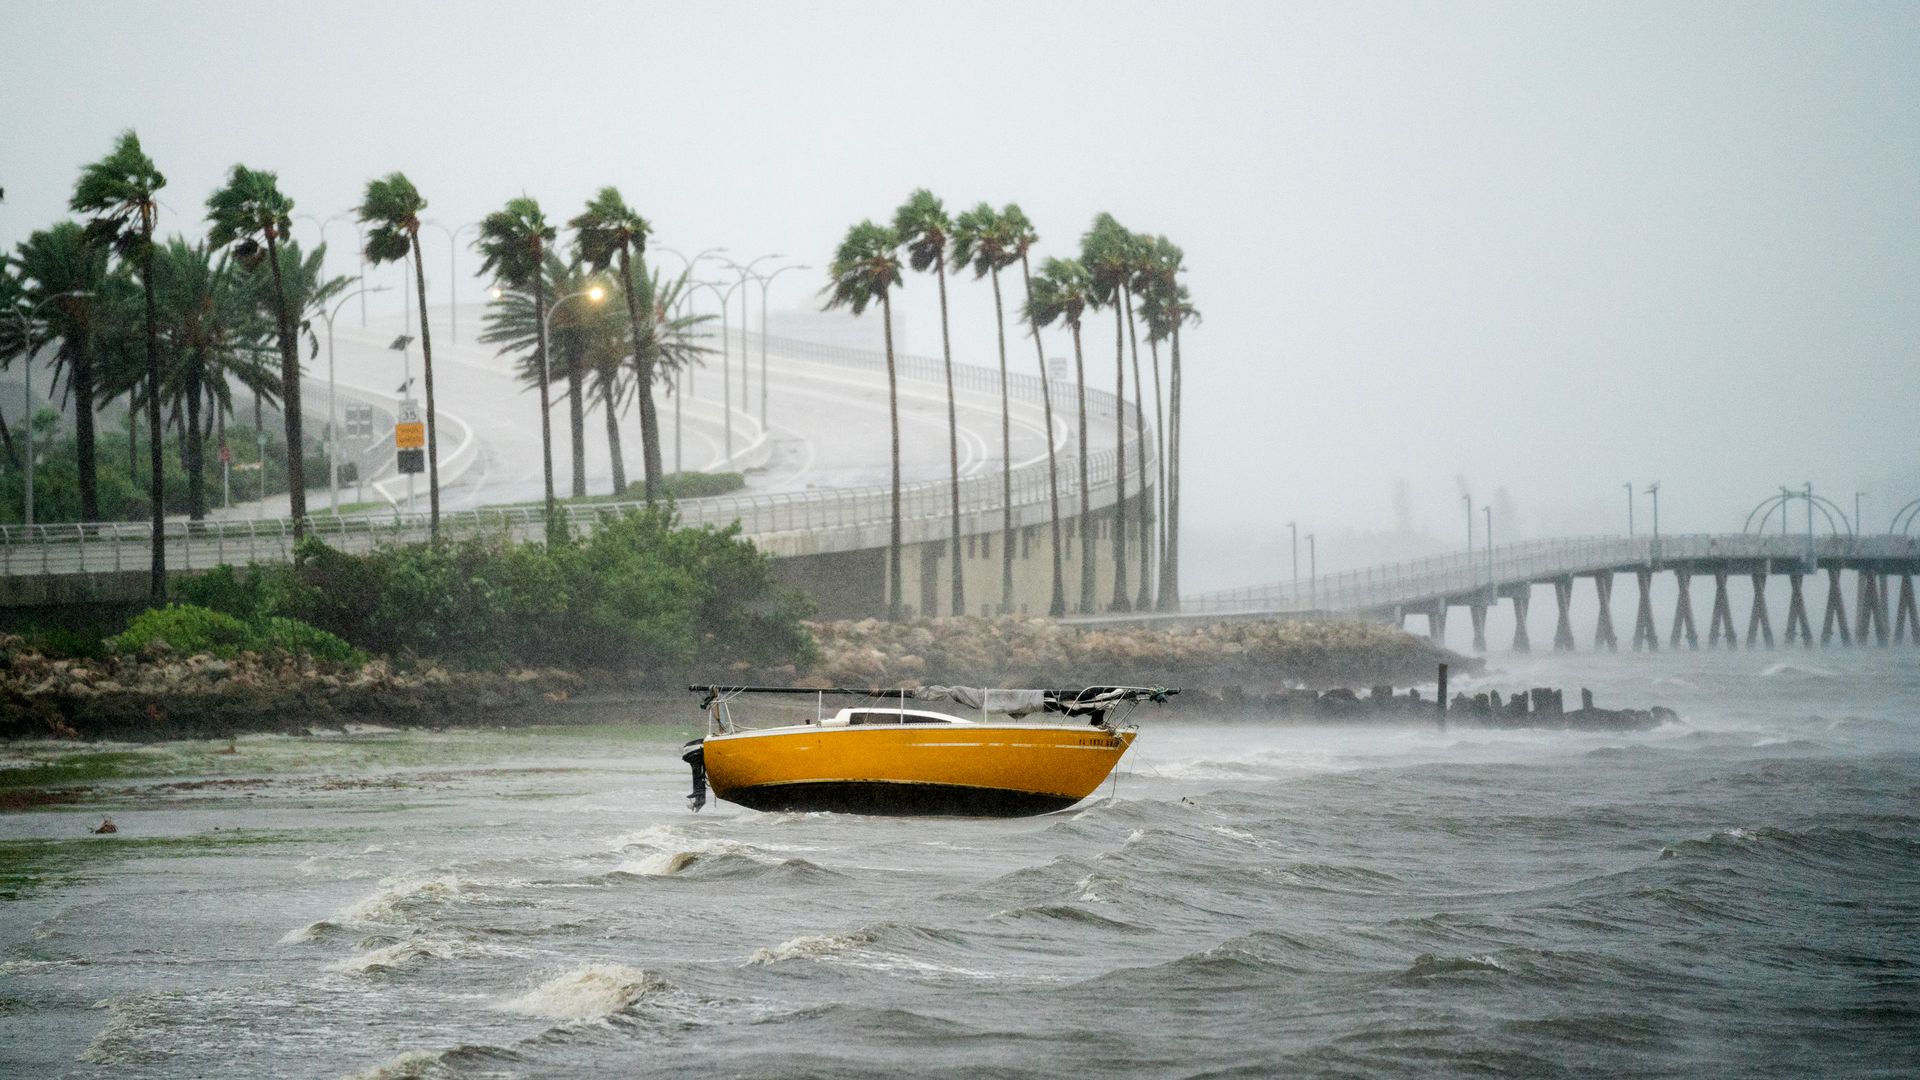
<box><xmin>264</xmin><ymin>231</ymin><xmax>305</xmax><ymax>537</ymax></box>
<box><xmin>602</xmin><ymin>377</ymin><xmax>626</xmax><ymax>495</ymax></box>
<box><xmin>935</xmin><ymin>260</ymin><xmax>963</xmax><ymax>617</ymax></box>
<box><xmin>1073</xmin><ymin>323</ymin><xmax>1093</xmax><ymax>615</ymax></box>
<box><xmin>185</xmin><ymin>372</ymin><xmax>204</xmax><ymax>521</ymax></box>
<box><xmin>1109</xmin><ymin>300</ymin><xmax>1130</xmax><ymax>612</ymax></box>
<box><xmin>410</xmin><ymin>233</ymin><xmax>440</xmax><ymax>541</ymax></box>
<box><xmin>991</xmin><ymin>266</ymin><xmax>1013</xmax><ymax>616</ymax></box>
<box><xmin>1124</xmin><ymin>286</ymin><xmax>1150</xmax><ymax>611</ymax></box>
<box><xmin>533</xmin><ymin>264</ymin><xmax>557</xmax><ymax>538</ymax></box>
<box><xmin>566</xmin><ymin>341</ymin><xmax>586</xmax><ymax>498</ymax></box>
<box><xmin>883</xmin><ymin>293</ymin><xmax>902</xmax><ymax>621</ymax></box>
<box><xmin>1148</xmin><ymin>336</ymin><xmax>1168</xmax><ymax>609</ymax></box>
<box><xmin>0</xmin><ymin>408</ymin><xmax>14</xmax><ymax>470</ymax></box>
<box><xmin>1020</xmin><ymin>253</ymin><xmax>1066</xmax><ymax>618</ymax></box>
<box><xmin>620</xmin><ymin>247</ymin><xmax>660</xmax><ymax>501</ymax></box>
<box><xmin>140</xmin><ymin>218</ymin><xmax>165</xmax><ymax>602</ymax></box>
<box><xmin>73</xmin><ymin>345</ymin><xmax>99</xmax><ymax>521</ymax></box>
<box><xmin>1166</xmin><ymin>322</ymin><xmax>1184</xmax><ymax>608</ymax></box>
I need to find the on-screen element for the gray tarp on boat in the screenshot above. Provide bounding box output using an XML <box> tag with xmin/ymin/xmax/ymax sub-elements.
<box><xmin>913</xmin><ymin>686</ymin><xmax>1051</xmax><ymax>717</ymax></box>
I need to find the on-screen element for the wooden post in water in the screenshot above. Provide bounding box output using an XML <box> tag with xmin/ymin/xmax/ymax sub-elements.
<box><xmin>1437</xmin><ymin>662</ymin><xmax>1448</xmax><ymax>732</ymax></box>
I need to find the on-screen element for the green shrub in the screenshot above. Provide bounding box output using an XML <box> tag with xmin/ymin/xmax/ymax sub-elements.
<box><xmin>659</xmin><ymin>471</ymin><xmax>745</xmax><ymax>500</ymax></box>
<box><xmin>107</xmin><ymin>604</ymin><xmax>256</xmax><ymax>658</ymax></box>
<box><xmin>253</xmin><ymin>616</ymin><xmax>365</xmax><ymax>667</ymax></box>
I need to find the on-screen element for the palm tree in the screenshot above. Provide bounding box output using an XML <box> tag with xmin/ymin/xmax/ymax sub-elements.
<box><xmin>1121</xmin><ymin>230</ymin><xmax>1156</xmax><ymax>610</ymax></box>
<box><xmin>145</xmin><ymin>238</ymin><xmax>278</xmax><ymax>519</ymax></box>
<box><xmin>206</xmin><ymin>164</ymin><xmax>311</xmax><ymax>535</ymax></box>
<box><xmin>569</xmin><ymin>187</ymin><xmax>661</xmax><ymax>501</ymax></box>
<box><xmin>357</xmin><ymin>173</ymin><xmax>440</xmax><ymax>539</ymax></box>
<box><xmin>1135</xmin><ymin>235</ymin><xmax>1185</xmax><ymax>609</ymax></box>
<box><xmin>71</xmin><ymin>130</ymin><xmax>167</xmax><ymax>601</ymax></box>
<box><xmin>8</xmin><ymin>222</ymin><xmax>120</xmax><ymax>520</ymax></box>
<box><xmin>1025</xmin><ymin>257</ymin><xmax>1098</xmax><ymax>615</ymax></box>
<box><xmin>633</xmin><ymin>264</ymin><xmax>712</xmax><ymax>486</ymax></box>
<box><xmin>893</xmin><ymin>190</ymin><xmax>964</xmax><ymax>617</ymax></box>
<box><xmin>822</xmin><ymin>221</ymin><xmax>906</xmax><ymax>620</ymax></box>
<box><xmin>479</xmin><ymin>252</ymin><xmax>618</xmax><ymax>498</ymax></box>
<box><xmin>1003</xmin><ymin>205</ymin><xmax>1067</xmax><ymax>617</ymax></box>
<box><xmin>1144</xmin><ymin>279</ymin><xmax>1198</xmax><ymax>611</ymax></box>
<box><xmin>952</xmin><ymin>202</ymin><xmax>1023</xmax><ymax>615</ymax></box>
<box><xmin>475</xmin><ymin>196</ymin><xmax>560</xmax><ymax>535</ymax></box>
<box><xmin>1081</xmin><ymin>213</ymin><xmax>1134</xmax><ymax>612</ymax></box>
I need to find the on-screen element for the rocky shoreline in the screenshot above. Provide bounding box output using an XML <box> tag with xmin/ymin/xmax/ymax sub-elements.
<box><xmin>2</xmin><ymin>617</ymin><xmax>1479</xmax><ymax>742</ymax></box>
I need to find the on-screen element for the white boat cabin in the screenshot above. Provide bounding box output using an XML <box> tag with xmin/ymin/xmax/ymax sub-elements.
<box><xmin>818</xmin><ymin>707</ymin><xmax>974</xmax><ymax>727</ymax></box>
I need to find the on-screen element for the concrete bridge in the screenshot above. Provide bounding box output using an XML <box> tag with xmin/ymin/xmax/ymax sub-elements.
<box><xmin>1182</xmin><ymin>534</ymin><xmax>1920</xmax><ymax>651</ymax></box>
<box><xmin>0</xmin><ymin>330</ymin><xmax>1157</xmax><ymax>620</ymax></box>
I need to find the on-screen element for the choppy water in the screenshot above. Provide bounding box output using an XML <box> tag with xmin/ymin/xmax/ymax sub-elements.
<box><xmin>3</xmin><ymin>650</ymin><xmax>1918</xmax><ymax>1078</ymax></box>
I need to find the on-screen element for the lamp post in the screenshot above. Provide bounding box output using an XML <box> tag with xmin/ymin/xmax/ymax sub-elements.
<box><xmin>691</xmin><ymin>278</ymin><xmax>746</xmax><ymax>463</ymax></box>
<box><xmin>321</xmin><ymin>284</ymin><xmax>391</xmax><ymax>512</ymax></box>
<box><xmin>1484</xmin><ymin>504</ymin><xmax>1493</xmax><ymax>590</ymax></box>
<box><xmin>1288</xmin><ymin>520</ymin><xmax>1299</xmax><ymax>608</ymax></box>
<box><xmin>1804</xmin><ymin>481</ymin><xmax>1814</xmax><ymax>566</ymax></box>
<box><xmin>423</xmin><ymin>221</ymin><xmax>477</xmax><ymax>343</ymax></box>
<box><xmin>1646</xmin><ymin>481</ymin><xmax>1661</xmax><ymax>567</ymax></box>
<box><xmin>657</xmin><ymin>246</ymin><xmax>727</xmax><ymax>399</ymax></box>
<box><xmin>6</xmin><ymin>290</ymin><xmax>91</xmax><ymax>528</ymax></box>
<box><xmin>501</xmin><ymin>282</ymin><xmax>608</xmax><ymax>523</ymax></box>
<box><xmin>1624</xmin><ymin>481</ymin><xmax>1634</xmax><ymax>537</ymax></box>
<box><xmin>732</xmin><ymin>261</ymin><xmax>810</xmax><ymax>426</ymax></box>
<box><xmin>721</xmin><ymin>254</ymin><xmax>780</xmax><ymax>415</ymax></box>
<box><xmin>1855</xmin><ymin>490</ymin><xmax>1865</xmax><ymax>537</ymax></box>
<box><xmin>1307</xmin><ymin>532</ymin><xmax>1317</xmax><ymax>610</ymax></box>
<box><xmin>1463</xmin><ymin>492</ymin><xmax>1474</xmax><ymax>586</ymax></box>
<box><xmin>299</xmin><ymin>212</ymin><xmax>367</xmax><ymax>327</ymax></box>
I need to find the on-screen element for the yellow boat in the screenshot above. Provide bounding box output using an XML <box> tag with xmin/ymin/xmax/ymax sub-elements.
<box><xmin>680</xmin><ymin>685</ymin><xmax>1174</xmax><ymax>816</ymax></box>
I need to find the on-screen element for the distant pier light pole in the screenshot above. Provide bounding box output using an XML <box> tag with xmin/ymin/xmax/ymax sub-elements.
<box><xmin>1646</xmin><ymin>481</ymin><xmax>1661</xmax><ymax>567</ymax></box>
<box><xmin>742</xmin><ymin>261</ymin><xmax>810</xmax><ymax>426</ymax></box>
<box><xmin>1288</xmin><ymin>520</ymin><xmax>1299</xmax><ymax>607</ymax></box>
<box><xmin>691</xmin><ymin>277</ymin><xmax>747</xmax><ymax>463</ymax></box>
<box><xmin>1855</xmin><ymin>490</ymin><xmax>1866</xmax><ymax>537</ymax></box>
<box><xmin>1484</xmin><ymin>504</ymin><xmax>1493</xmax><ymax>588</ymax></box>
<box><xmin>1307</xmin><ymin>532</ymin><xmax>1317</xmax><ymax>610</ymax></box>
<box><xmin>1463</xmin><ymin>493</ymin><xmax>1474</xmax><ymax>589</ymax></box>
<box><xmin>658</xmin><ymin>245</ymin><xmax>728</xmax><ymax>401</ymax></box>
<box><xmin>7</xmin><ymin>289</ymin><xmax>92</xmax><ymax>528</ymax></box>
<box><xmin>299</xmin><ymin>211</ymin><xmax>367</xmax><ymax>327</ymax></box>
<box><xmin>1625</xmin><ymin>481</ymin><xmax>1634</xmax><ymax>537</ymax></box>
<box><xmin>1804</xmin><ymin>482</ymin><xmax>1815</xmax><ymax>566</ymax></box>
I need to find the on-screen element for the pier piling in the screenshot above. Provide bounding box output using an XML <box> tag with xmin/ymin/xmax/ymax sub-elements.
<box><xmin>1593</xmin><ymin>571</ymin><xmax>1618</xmax><ymax>651</ymax></box>
<box><xmin>1895</xmin><ymin>576</ymin><xmax>1919</xmax><ymax>645</ymax></box>
<box><xmin>1821</xmin><ymin>568</ymin><xmax>1852</xmax><ymax>646</ymax></box>
<box><xmin>1707</xmin><ymin>571</ymin><xmax>1737</xmax><ymax>649</ymax></box>
<box><xmin>1785</xmin><ymin>572</ymin><xmax>1813</xmax><ymax>648</ymax></box>
<box><xmin>1632</xmin><ymin>569</ymin><xmax>1659</xmax><ymax>651</ymax></box>
<box><xmin>1552</xmin><ymin>577</ymin><xmax>1576</xmax><ymax>651</ymax></box>
<box><xmin>1669</xmin><ymin>569</ymin><xmax>1699</xmax><ymax>649</ymax></box>
<box><xmin>1509</xmin><ymin>589</ymin><xmax>1532</xmax><ymax>653</ymax></box>
<box><xmin>1746</xmin><ymin>572</ymin><xmax>1775</xmax><ymax>648</ymax></box>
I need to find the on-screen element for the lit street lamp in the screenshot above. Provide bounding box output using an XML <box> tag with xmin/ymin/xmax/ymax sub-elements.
<box><xmin>6</xmin><ymin>289</ymin><xmax>91</xmax><ymax>528</ymax></box>
<box><xmin>493</xmin><ymin>281</ymin><xmax>608</xmax><ymax>522</ymax></box>
<box><xmin>321</xmin><ymin>284</ymin><xmax>391</xmax><ymax>512</ymax></box>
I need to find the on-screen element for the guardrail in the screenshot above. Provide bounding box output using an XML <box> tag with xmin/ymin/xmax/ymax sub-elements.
<box><xmin>1182</xmin><ymin>533</ymin><xmax>1920</xmax><ymax>615</ymax></box>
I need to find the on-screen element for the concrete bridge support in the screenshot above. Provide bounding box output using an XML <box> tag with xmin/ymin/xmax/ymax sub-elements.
<box><xmin>1551</xmin><ymin>577</ymin><xmax>1576</xmax><ymax>651</ymax></box>
<box><xmin>1632</xmin><ymin>569</ymin><xmax>1659</xmax><ymax>651</ymax></box>
<box><xmin>1856</xmin><ymin>572</ymin><xmax>1890</xmax><ymax>646</ymax></box>
<box><xmin>1426</xmin><ymin>602</ymin><xmax>1448</xmax><ymax>645</ymax></box>
<box><xmin>1669</xmin><ymin>570</ymin><xmax>1699</xmax><ymax>650</ymax></box>
<box><xmin>1785</xmin><ymin>572</ymin><xmax>1813</xmax><ymax>647</ymax></box>
<box><xmin>1707</xmin><ymin>571</ymin><xmax>1737</xmax><ymax>649</ymax></box>
<box><xmin>1821</xmin><ymin>568</ymin><xmax>1852</xmax><ymax>646</ymax></box>
<box><xmin>1593</xmin><ymin>571</ymin><xmax>1617</xmax><ymax>651</ymax></box>
<box><xmin>1745</xmin><ymin>572</ymin><xmax>1774</xmax><ymax>648</ymax></box>
<box><xmin>1507</xmin><ymin>588</ymin><xmax>1532</xmax><ymax>653</ymax></box>
<box><xmin>1469</xmin><ymin>601</ymin><xmax>1489</xmax><ymax>653</ymax></box>
<box><xmin>1895</xmin><ymin>576</ymin><xmax>1919</xmax><ymax>645</ymax></box>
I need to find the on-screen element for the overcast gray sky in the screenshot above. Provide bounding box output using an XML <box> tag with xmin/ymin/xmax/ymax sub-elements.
<box><xmin>5</xmin><ymin>1</ymin><xmax>1916</xmax><ymax>590</ymax></box>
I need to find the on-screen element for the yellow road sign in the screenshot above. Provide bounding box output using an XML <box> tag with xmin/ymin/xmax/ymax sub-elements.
<box><xmin>395</xmin><ymin>421</ymin><xmax>425</xmax><ymax>450</ymax></box>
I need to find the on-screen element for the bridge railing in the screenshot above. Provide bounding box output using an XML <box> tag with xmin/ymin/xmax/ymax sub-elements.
<box><xmin>1182</xmin><ymin>533</ymin><xmax>1920</xmax><ymax>615</ymax></box>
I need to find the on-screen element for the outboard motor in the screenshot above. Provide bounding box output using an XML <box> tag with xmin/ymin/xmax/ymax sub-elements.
<box><xmin>680</xmin><ymin>739</ymin><xmax>707</xmax><ymax>812</ymax></box>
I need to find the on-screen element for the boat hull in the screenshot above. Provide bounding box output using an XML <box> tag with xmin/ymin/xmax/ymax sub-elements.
<box><xmin>701</xmin><ymin>725</ymin><xmax>1136</xmax><ymax>817</ymax></box>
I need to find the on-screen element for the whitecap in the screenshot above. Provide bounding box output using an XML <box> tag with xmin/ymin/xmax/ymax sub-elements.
<box><xmin>503</xmin><ymin>963</ymin><xmax>661</xmax><ymax>1021</ymax></box>
<box><xmin>326</xmin><ymin>938</ymin><xmax>462</xmax><ymax>974</ymax></box>
<box><xmin>614</xmin><ymin>851</ymin><xmax>699</xmax><ymax>877</ymax></box>
<box><xmin>333</xmin><ymin>875</ymin><xmax>462</xmax><ymax>925</ymax></box>
<box><xmin>338</xmin><ymin>1048</ymin><xmax>445</xmax><ymax>1079</ymax></box>
<box><xmin>748</xmin><ymin>931</ymin><xmax>869</xmax><ymax>965</ymax></box>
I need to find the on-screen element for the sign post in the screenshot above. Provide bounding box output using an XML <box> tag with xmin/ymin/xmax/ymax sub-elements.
<box><xmin>395</xmin><ymin>397</ymin><xmax>424</xmax><ymax>514</ymax></box>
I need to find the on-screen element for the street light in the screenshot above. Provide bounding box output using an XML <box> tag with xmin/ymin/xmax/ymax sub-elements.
<box><xmin>1463</xmin><ymin>492</ymin><xmax>1473</xmax><ymax>582</ymax></box>
<box><xmin>656</xmin><ymin>246</ymin><xmax>727</xmax><ymax>400</ymax></box>
<box><xmin>502</xmin><ymin>282</ymin><xmax>608</xmax><ymax>521</ymax></box>
<box><xmin>321</xmin><ymin>284</ymin><xmax>391</xmax><ymax>512</ymax></box>
<box><xmin>730</xmin><ymin>261</ymin><xmax>810</xmax><ymax>426</ymax></box>
<box><xmin>1484</xmin><ymin>504</ymin><xmax>1493</xmax><ymax>589</ymax></box>
<box><xmin>1288</xmin><ymin>520</ymin><xmax>1299</xmax><ymax>607</ymax></box>
<box><xmin>423</xmin><ymin>220</ymin><xmax>478</xmax><ymax>343</ymax></box>
<box><xmin>690</xmin><ymin>277</ymin><xmax>747</xmax><ymax>463</ymax></box>
<box><xmin>6</xmin><ymin>289</ymin><xmax>91</xmax><ymax>528</ymax></box>
<box><xmin>298</xmin><ymin>212</ymin><xmax>367</xmax><ymax>326</ymax></box>
<box><xmin>1624</xmin><ymin>481</ymin><xmax>1634</xmax><ymax>537</ymax></box>
<box><xmin>720</xmin><ymin>254</ymin><xmax>781</xmax><ymax>414</ymax></box>
<box><xmin>1645</xmin><ymin>481</ymin><xmax>1661</xmax><ymax>567</ymax></box>
<box><xmin>1307</xmin><ymin>532</ymin><xmax>1317</xmax><ymax>610</ymax></box>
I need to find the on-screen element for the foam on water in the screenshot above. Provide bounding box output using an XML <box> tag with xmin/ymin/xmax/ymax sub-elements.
<box><xmin>503</xmin><ymin>963</ymin><xmax>663</xmax><ymax>1022</ymax></box>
